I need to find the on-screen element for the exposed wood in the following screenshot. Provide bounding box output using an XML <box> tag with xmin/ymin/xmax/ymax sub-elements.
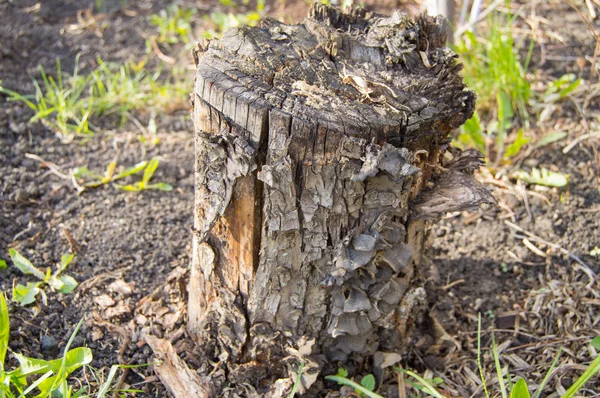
<box><xmin>145</xmin><ymin>336</ymin><xmax>213</xmax><ymax>398</ymax></box>
<box><xmin>188</xmin><ymin>4</ymin><xmax>493</xmax><ymax>395</ymax></box>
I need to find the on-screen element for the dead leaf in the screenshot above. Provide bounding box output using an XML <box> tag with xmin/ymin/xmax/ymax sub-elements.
<box><xmin>108</xmin><ymin>280</ymin><xmax>134</xmax><ymax>297</ymax></box>
<box><xmin>105</xmin><ymin>301</ymin><xmax>131</xmax><ymax>318</ymax></box>
<box><xmin>94</xmin><ymin>294</ymin><xmax>115</xmax><ymax>308</ymax></box>
<box><xmin>91</xmin><ymin>327</ymin><xmax>104</xmax><ymax>341</ymax></box>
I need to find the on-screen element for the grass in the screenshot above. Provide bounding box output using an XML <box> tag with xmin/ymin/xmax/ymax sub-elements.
<box><xmin>476</xmin><ymin>313</ymin><xmax>600</xmax><ymax>398</ymax></box>
<box><xmin>454</xmin><ymin>1</ymin><xmax>580</xmax><ymax>171</ymax></box>
<box><xmin>202</xmin><ymin>0</ymin><xmax>265</xmax><ymax>39</ymax></box>
<box><xmin>454</xmin><ymin>1</ymin><xmax>532</xmax><ymax>166</ymax></box>
<box><xmin>73</xmin><ymin>157</ymin><xmax>173</xmax><ymax>193</ymax></box>
<box><xmin>6</xmin><ymin>250</ymin><xmax>78</xmax><ymax>306</ymax></box>
<box><xmin>0</xmin><ymin>57</ymin><xmax>189</xmax><ymax>142</ymax></box>
<box><xmin>325</xmin><ymin>312</ymin><xmax>600</xmax><ymax>397</ymax></box>
<box><xmin>149</xmin><ymin>4</ymin><xmax>196</xmax><ymax>45</ymax></box>
<box><xmin>0</xmin><ymin>293</ymin><xmax>91</xmax><ymax>397</ymax></box>
<box><xmin>0</xmin><ymin>293</ymin><xmax>144</xmax><ymax>397</ymax></box>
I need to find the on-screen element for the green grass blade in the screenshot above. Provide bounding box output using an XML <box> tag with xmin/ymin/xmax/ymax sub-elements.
<box><xmin>0</xmin><ymin>293</ymin><xmax>9</xmax><ymax>370</ymax></box>
<box><xmin>491</xmin><ymin>332</ymin><xmax>508</xmax><ymax>398</ymax></box>
<box><xmin>533</xmin><ymin>348</ymin><xmax>561</xmax><ymax>398</ymax></box>
<box><xmin>114</xmin><ymin>161</ymin><xmax>148</xmax><ymax>180</ymax></box>
<box><xmin>477</xmin><ymin>313</ymin><xmax>490</xmax><ymax>398</ymax></box>
<box><xmin>147</xmin><ymin>183</ymin><xmax>173</xmax><ymax>191</ymax></box>
<box><xmin>510</xmin><ymin>378</ymin><xmax>531</xmax><ymax>398</ymax></box>
<box><xmin>0</xmin><ymin>86</ymin><xmax>38</xmax><ymax>110</ymax></box>
<box><xmin>96</xmin><ymin>363</ymin><xmax>152</xmax><ymax>398</ymax></box>
<box><xmin>325</xmin><ymin>375</ymin><xmax>385</xmax><ymax>398</ymax></box>
<box><xmin>56</xmin><ymin>253</ymin><xmax>75</xmax><ymax>276</ymax></box>
<box><xmin>142</xmin><ymin>158</ymin><xmax>159</xmax><ymax>185</ymax></box>
<box><xmin>393</xmin><ymin>368</ymin><xmax>446</xmax><ymax>398</ymax></box>
<box><xmin>16</xmin><ymin>370</ymin><xmax>54</xmax><ymax>398</ymax></box>
<box><xmin>287</xmin><ymin>362</ymin><xmax>304</xmax><ymax>398</ymax></box>
<box><xmin>532</xmin><ymin>131</ymin><xmax>567</xmax><ymax>149</ymax></box>
<box><xmin>561</xmin><ymin>354</ymin><xmax>600</xmax><ymax>398</ymax></box>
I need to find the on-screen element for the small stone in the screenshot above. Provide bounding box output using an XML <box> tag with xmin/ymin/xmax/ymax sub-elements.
<box><xmin>40</xmin><ymin>335</ymin><xmax>58</xmax><ymax>355</ymax></box>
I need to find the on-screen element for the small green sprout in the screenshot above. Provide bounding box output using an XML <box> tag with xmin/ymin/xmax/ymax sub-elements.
<box><xmin>7</xmin><ymin>249</ymin><xmax>78</xmax><ymax>306</ymax></box>
<box><xmin>116</xmin><ymin>158</ymin><xmax>173</xmax><ymax>192</ymax></box>
<box><xmin>73</xmin><ymin>160</ymin><xmax>148</xmax><ymax>189</ymax></box>
<box><xmin>543</xmin><ymin>74</ymin><xmax>582</xmax><ymax>103</ymax></box>
<box><xmin>513</xmin><ymin>168</ymin><xmax>568</xmax><ymax>188</ymax></box>
<box><xmin>325</xmin><ymin>368</ymin><xmax>383</xmax><ymax>398</ymax></box>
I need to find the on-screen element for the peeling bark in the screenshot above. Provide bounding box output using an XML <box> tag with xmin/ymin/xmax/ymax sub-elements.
<box><xmin>188</xmin><ymin>4</ymin><xmax>490</xmax><ymax>395</ymax></box>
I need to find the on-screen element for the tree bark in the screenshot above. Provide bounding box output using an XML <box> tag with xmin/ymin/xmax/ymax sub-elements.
<box><xmin>188</xmin><ymin>4</ymin><xmax>492</xmax><ymax>396</ymax></box>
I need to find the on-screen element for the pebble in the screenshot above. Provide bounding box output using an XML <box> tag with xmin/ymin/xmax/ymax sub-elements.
<box><xmin>40</xmin><ymin>335</ymin><xmax>58</xmax><ymax>355</ymax></box>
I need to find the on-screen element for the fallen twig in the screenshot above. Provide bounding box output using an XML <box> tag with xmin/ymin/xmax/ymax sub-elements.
<box><xmin>505</xmin><ymin>221</ymin><xmax>596</xmax><ymax>280</ymax></box>
<box><xmin>145</xmin><ymin>336</ymin><xmax>213</xmax><ymax>398</ymax></box>
<box><xmin>149</xmin><ymin>36</ymin><xmax>176</xmax><ymax>64</ymax></box>
<box><xmin>562</xmin><ymin>131</ymin><xmax>600</xmax><ymax>153</ymax></box>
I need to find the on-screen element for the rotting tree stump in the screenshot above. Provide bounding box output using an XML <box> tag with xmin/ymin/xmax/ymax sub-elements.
<box><xmin>188</xmin><ymin>4</ymin><xmax>493</xmax><ymax>396</ymax></box>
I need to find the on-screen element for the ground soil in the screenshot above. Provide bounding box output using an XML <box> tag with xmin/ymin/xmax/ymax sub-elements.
<box><xmin>0</xmin><ymin>0</ymin><xmax>599</xmax><ymax>397</ymax></box>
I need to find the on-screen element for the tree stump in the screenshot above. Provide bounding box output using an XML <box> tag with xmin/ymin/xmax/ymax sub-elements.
<box><xmin>189</xmin><ymin>4</ymin><xmax>492</xmax><ymax>395</ymax></box>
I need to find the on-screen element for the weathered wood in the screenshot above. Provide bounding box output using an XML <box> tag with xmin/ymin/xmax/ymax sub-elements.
<box><xmin>145</xmin><ymin>336</ymin><xmax>213</xmax><ymax>398</ymax></box>
<box><xmin>188</xmin><ymin>4</ymin><xmax>493</xmax><ymax>395</ymax></box>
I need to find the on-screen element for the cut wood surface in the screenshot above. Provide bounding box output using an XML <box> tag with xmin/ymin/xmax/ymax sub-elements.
<box><xmin>189</xmin><ymin>4</ymin><xmax>493</xmax><ymax>395</ymax></box>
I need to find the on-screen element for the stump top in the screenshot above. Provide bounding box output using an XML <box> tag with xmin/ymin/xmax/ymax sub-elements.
<box><xmin>195</xmin><ymin>4</ymin><xmax>474</xmax><ymax>150</ymax></box>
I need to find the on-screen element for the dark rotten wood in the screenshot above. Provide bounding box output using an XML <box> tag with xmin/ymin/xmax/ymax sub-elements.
<box><xmin>188</xmin><ymin>4</ymin><xmax>493</xmax><ymax>396</ymax></box>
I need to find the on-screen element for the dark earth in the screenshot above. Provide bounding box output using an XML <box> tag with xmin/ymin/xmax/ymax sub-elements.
<box><xmin>1</xmin><ymin>0</ymin><xmax>599</xmax><ymax>396</ymax></box>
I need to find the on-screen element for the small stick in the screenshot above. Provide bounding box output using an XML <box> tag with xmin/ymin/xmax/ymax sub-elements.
<box><xmin>442</xmin><ymin>279</ymin><xmax>466</xmax><ymax>290</ymax></box>
<box><xmin>505</xmin><ymin>220</ymin><xmax>596</xmax><ymax>278</ymax></box>
<box><xmin>562</xmin><ymin>131</ymin><xmax>600</xmax><ymax>153</ymax></box>
<box><xmin>522</xmin><ymin>238</ymin><xmax>547</xmax><ymax>258</ymax></box>
<box><xmin>25</xmin><ymin>153</ymin><xmax>70</xmax><ymax>180</ymax></box>
<box><xmin>150</xmin><ymin>36</ymin><xmax>176</xmax><ymax>64</ymax></box>
<box><xmin>586</xmin><ymin>0</ymin><xmax>597</xmax><ymax>20</ymax></box>
<box><xmin>398</xmin><ymin>371</ymin><xmax>407</xmax><ymax>398</ymax></box>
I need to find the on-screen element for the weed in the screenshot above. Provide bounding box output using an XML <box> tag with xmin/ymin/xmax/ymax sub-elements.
<box><xmin>455</xmin><ymin>2</ymin><xmax>579</xmax><ymax>166</ymax></box>
<box><xmin>325</xmin><ymin>368</ymin><xmax>382</xmax><ymax>398</ymax></box>
<box><xmin>88</xmin><ymin>59</ymin><xmax>188</xmax><ymax>125</ymax></box>
<box><xmin>513</xmin><ymin>167</ymin><xmax>568</xmax><ymax>187</ymax></box>
<box><xmin>115</xmin><ymin>158</ymin><xmax>173</xmax><ymax>192</ymax></box>
<box><xmin>202</xmin><ymin>0</ymin><xmax>264</xmax><ymax>39</ymax></box>
<box><xmin>542</xmin><ymin>73</ymin><xmax>582</xmax><ymax>103</ymax></box>
<box><xmin>7</xmin><ymin>249</ymin><xmax>78</xmax><ymax>306</ymax></box>
<box><xmin>394</xmin><ymin>367</ymin><xmax>446</xmax><ymax>398</ymax></box>
<box><xmin>454</xmin><ymin>1</ymin><xmax>532</xmax><ymax>165</ymax></box>
<box><xmin>0</xmin><ymin>57</ymin><xmax>189</xmax><ymax>142</ymax></box>
<box><xmin>0</xmin><ymin>293</ymin><xmax>92</xmax><ymax>397</ymax></box>
<box><xmin>73</xmin><ymin>160</ymin><xmax>148</xmax><ymax>189</ymax></box>
<box><xmin>149</xmin><ymin>4</ymin><xmax>196</xmax><ymax>45</ymax></box>
<box><xmin>0</xmin><ymin>56</ymin><xmax>93</xmax><ymax>139</ymax></box>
